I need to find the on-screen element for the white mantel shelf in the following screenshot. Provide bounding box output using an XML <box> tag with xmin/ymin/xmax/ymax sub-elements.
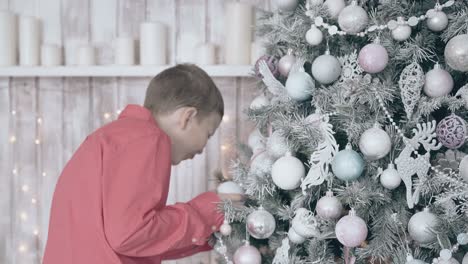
<box><xmin>0</xmin><ymin>65</ymin><xmax>254</xmax><ymax>77</ymax></box>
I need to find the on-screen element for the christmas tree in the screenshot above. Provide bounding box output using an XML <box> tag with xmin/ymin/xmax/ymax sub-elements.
<box><xmin>214</xmin><ymin>0</ymin><xmax>468</xmax><ymax>263</ymax></box>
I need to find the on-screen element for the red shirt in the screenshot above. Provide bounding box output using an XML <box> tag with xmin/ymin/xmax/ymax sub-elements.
<box><xmin>43</xmin><ymin>104</ymin><xmax>224</xmax><ymax>264</ymax></box>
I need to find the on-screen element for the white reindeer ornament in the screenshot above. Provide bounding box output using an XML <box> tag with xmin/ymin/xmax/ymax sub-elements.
<box><xmin>395</xmin><ymin>121</ymin><xmax>442</xmax><ymax>208</ymax></box>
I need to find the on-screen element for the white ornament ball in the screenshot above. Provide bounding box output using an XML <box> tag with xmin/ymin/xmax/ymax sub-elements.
<box><xmin>315</xmin><ymin>191</ymin><xmax>343</xmax><ymax>220</ymax></box>
<box><xmin>392</xmin><ymin>24</ymin><xmax>412</xmax><ymax>41</ymax></box>
<box><xmin>438</xmin><ymin>258</ymin><xmax>460</xmax><ymax>264</ymax></box>
<box><xmin>324</xmin><ymin>0</ymin><xmax>346</xmax><ymax>19</ymax></box>
<box><xmin>335</xmin><ymin>209</ymin><xmax>368</xmax><ymax>247</ymax></box>
<box><xmin>444</xmin><ymin>34</ymin><xmax>468</xmax><ymax>72</ymax></box>
<box><xmin>358</xmin><ymin>126</ymin><xmax>391</xmax><ymax>161</ymax></box>
<box><xmin>233</xmin><ymin>244</ymin><xmax>262</xmax><ymax>264</ymax></box>
<box><xmin>427</xmin><ymin>11</ymin><xmax>448</xmax><ymax>32</ymax></box>
<box><xmin>358</xmin><ymin>43</ymin><xmax>389</xmax><ymax>73</ymax></box>
<box><xmin>217</xmin><ymin>181</ymin><xmax>244</xmax><ymax>195</ymax></box>
<box><xmin>338</xmin><ymin>3</ymin><xmax>369</xmax><ymax>34</ymax></box>
<box><xmin>271</xmin><ymin>152</ymin><xmax>305</xmax><ymax>190</ymax></box>
<box><xmin>250</xmin><ymin>152</ymin><xmax>274</xmax><ymax>176</ymax></box>
<box><xmin>248</xmin><ymin>129</ymin><xmax>266</xmax><ymax>153</ymax></box>
<box><xmin>306</xmin><ymin>25</ymin><xmax>323</xmax><ymax>46</ymax></box>
<box><xmin>288</xmin><ymin>227</ymin><xmax>306</xmax><ymax>244</ymax></box>
<box><xmin>380</xmin><ymin>163</ymin><xmax>401</xmax><ymax>190</ymax></box>
<box><xmin>463</xmin><ymin>252</ymin><xmax>468</xmax><ymax>264</ymax></box>
<box><xmin>246</xmin><ymin>207</ymin><xmax>276</xmax><ymax>239</ymax></box>
<box><xmin>267</xmin><ymin>131</ymin><xmax>289</xmax><ymax>159</ymax></box>
<box><xmin>250</xmin><ymin>94</ymin><xmax>269</xmax><ymax>110</ymax></box>
<box><xmin>459</xmin><ymin>155</ymin><xmax>468</xmax><ymax>182</ymax></box>
<box><xmin>424</xmin><ymin>65</ymin><xmax>454</xmax><ymax>98</ymax></box>
<box><xmin>406</xmin><ymin>255</ymin><xmax>428</xmax><ymax>264</ymax></box>
<box><xmin>285</xmin><ymin>71</ymin><xmax>315</xmax><ymax>101</ymax></box>
<box><xmin>331</xmin><ymin>145</ymin><xmax>365</xmax><ymax>181</ymax></box>
<box><xmin>311</xmin><ymin>54</ymin><xmax>342</xmax><ymax>84</ymax></box>
<box><xmin>220</xmin><ymin>222</ymin><xmax>232</xmax><ymax>236</ymax></box>
<box><xmin>408</xmin><ymin>208</ymin><xmax>439</xmax><ymax>244</ymax></box>
<box><xmin>274</xmin><ymin>0</ymin><xmax>299</xmax><ymax>12</ymax></box>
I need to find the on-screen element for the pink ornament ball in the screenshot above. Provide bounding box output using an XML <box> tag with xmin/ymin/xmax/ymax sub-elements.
<box><xmin>335</xmin><ymin>210</ymin><xmax>368</xmax><ymax>247</ymax></box>
<box><xmin>436</xmin><ymin>114</ymin><xmax>467</xmax><ymax>149</ymax></box>
<box><xmin>254</xmin><ymin>55</ymin><xmax>279</xmax><ymax>78</ymax></box>
<box><xmin>233</xmin><ymin>244</ymin><xmax>262</xmax><ymax>264</ymax></box>
<box><xmin>278</xmin><ymin>54</ymin><xmax>296</xmax><ymax>77</ymax></box>
<box><xmin>316</xmin><ymin>191</ymin><xmax>343</xmax><ymax>220</ymax></box>
<box><xmin>358</xmin><ymin>43</ymin><xmax>389</xmax><ymax>73</ymax></box>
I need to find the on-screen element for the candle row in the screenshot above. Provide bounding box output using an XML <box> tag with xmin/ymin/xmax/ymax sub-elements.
<box><xmin>0</xmin><ymin>2</ymin><xmax>261</xmax><ymax>67</ymax></box>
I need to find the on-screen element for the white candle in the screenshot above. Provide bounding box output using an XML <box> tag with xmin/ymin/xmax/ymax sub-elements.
<box><xmin>114</xmin><ymin>37</ymin><xmax>135</xmax><ymax>65</ymax></box>
<box><xmin>196</xmin><ymin>43</ymin><xmax>216</xmax><ymax>65</ymax></box>
<box><xmin>224</xmin><ymin>2</ymin><xmax>253</xmax><ymax>65</ymax></box>
<box><xmin>250</xmin><ymin>41</ymin><xmax>266</xmax><ymax>65</ymax></box>
<box><xmin>0</xmin><ymin>11</ymin><xmax>17</xmax><ymax>66</ymax></box>
<box><xmin>77</xmin><ymin>45</ymin><xmax>96</xmax><ymax>65</ymax></box>
<box><xmin>140</xmin><ymin>22</ymin><xmax>167</xmax><ymax>65</ymax></box>
<box><xmin>19</xmin><ymin>15</ymin><xmax>40</xmax><ymax>66</ymax></box>
<box><xmin>41</xmin><ymin>44</ymin><xmax>62</xmax><ymax>66</ymax></box>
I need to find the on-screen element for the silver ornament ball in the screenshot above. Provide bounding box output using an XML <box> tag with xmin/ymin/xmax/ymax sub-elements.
<box><xmin>324</xmin><ymin>0</ymin><xmax>346</xmax><ymax>19</ymax></box>
<box><xmin>246</xmin><ymin>207</ymin><xmax>276</xmax><ymax>239</ymax></box>
<box><xmin>408</xmin><ymin>208</ymin><xmax>439</xmax><ymax>244</ymax></box>
<box><xmin>358</xmin><ymin>126</ymin><xmax>392</xmax><ymax>161</ymax></box>
<box><xmin>315</xmin><ymin>191</ymin><xmax>343</xmax><ymax>219</ymax></box>
<box><xmin>271</xmin><ymin>152</ymin><xmax>305</xmax><ymax>190</ymax></box>
<box><xmin>338</xmin><ymin>2</ymin><xmax>369</xmax><ymax>34</ymax></box>
<box><xmin>311</xmin><ymin>53</ymin><xmax>342</xmax><ymax>84</ymax></box>
<box><xmin>444</xmin><ymin>34</ymin><xmax>468</xmax><ymax>72</ymax></box>
<box><xmin>427</xmin><ymin>11</ymin><xmax>448</xmax><ymax>32</ymax></box>
<box><xmin>380</xmin><ymin>163</ymin><xmax>401</xmax><ymax>190</ymax></box>
<box><xmin>392</xmin><ymin>24</ymin><xmax>412</xmax><ymax>41</ymax></box>
<box><xmin>233</xmin><ymin>244</ymin><xmax>262</xmax><ymax>264</ymax></box>
<box><xmin>424</xmin><ymin>64</ymin><xmax>454</xmax><ymax>98</ymax></box>
<box><xmin>306</xmin><ymin>25</ymin><xmax>323</xmax><ymax>46</ymax></box>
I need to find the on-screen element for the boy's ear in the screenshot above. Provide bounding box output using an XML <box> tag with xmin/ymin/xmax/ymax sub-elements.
<box><xmin>180</xmin><ymin>107</ymin><xmax>198</xmax><ymax>129</ymax></box>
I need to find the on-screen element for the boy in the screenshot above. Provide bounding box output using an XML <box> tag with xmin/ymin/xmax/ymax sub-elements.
<box><xmin>43</xmin><ymin>64</ymin><xmax>241</xmax><ymax>263</ymax></box>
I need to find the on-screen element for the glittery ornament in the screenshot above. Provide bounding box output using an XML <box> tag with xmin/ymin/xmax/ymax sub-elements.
<box><xmin>274</xmin><ymin>0</ymin><xmax>299</xmax><ymax>12</ymax></box>
<box><xmin>250</xmin><ymin>94</ymin><xmax>270</xmax><ymax>110</ymax></box>
<box><xmin>335</xmin><ymin>209</ymin><xmax>368</xmax><ymax>247</ymax></box>
<box><xmin>358</xmin><ymin>42</ymin><xmax>389</xmax><ymax>73</ymax></box>
<box><xmin>331</xmin><ymin>144</ymin><xmax>365</xmax><ymax>181</ymax></box>
<box><xmin>324</xmin><ymin>0</ymin><xmax>346</xmax><ymax>19</ymax></box>
<box><xmin>338</xmin><ymin>1</ymin><xmax>368</xmax><ymax>34</ymax></box>
<box><xmin>272</xmin><ymin>152</ymin><xmax>305</xmax><ymax>190</ymax></box>
<box><xmin>272</xmin><ymin>238</ymin><xmax>290</xmax><ymax>264</ymax></box>
<box><xmin>445</xmin><ymin>34</ymin><xmax>468</xmax><ymax>72</ymax></box>
<box><xmin>408</xmin><ymin>207</ymin><xmax>439</xmax><ymax>244</ymax></box>
<box><xmin>459</xmin><ymin>155</ymin><xmax>468</xmax><ymax>182</ymax></box>
<box><xmin>278</xmin><ymin>52</ymin><xmax>296</xmax><ymax>77</ymax></box>
<box><xmin>246</xmin><ymin>206</ymin><xmax>276</xmax><ymax>239</ymax></box>
<box><xmin>436</xmin><ymin>114</ymin><xmax>467</xmax><ymax>149</ymax></box>
<box><xmin>426</xmin><ymin>10</ymin><xmax>448</xmax><ymax>32</ymax></box>
<box><xmin>399</xmin><ymin>61</ymin><xmax>424</xmax><ymax>119</ymax></box>
<box><xmin>423</xmin><ymin>63</ymin><xmax>454</xmax><ymax>98</ymax></box>
<box><xmin>267</xmin><ymin>130</ymin><xmax>290</xmax><ymax>159</ymax></box>
<box><xmin>305</xmin><ymin>25</ymin><xmax>323</xmax><ymax>46</ymax></box>
<box><xmin>285</xmin><ymin>71</ymin><xmax>315</xmax><ymax>101</ymax></box>
<box><xmin>391</xmin><ymin>17</ymin><xmax>411</xmax><ymax>41</ymax></box>
<box><xmin>358</xmin><ymin>124</ymin><xmax>391</xmax><ymax>161</ymax></box>
<box><xmin>311</xmin><ymin>50</ymin><xmax>342</xmax><ymax>84</ymax></box>
<box><xmin>338</xmin><ymin>50</ymin><xmax>363</xmax><ymax>84</ymax></box>
<box><xmin>233</xmin><ymin>242</ymin><xmax>262</xmax><ymax>264</ymax></box>
<box><xmin>395</xmin><ymin>121</ymin><xmax>441</xmax><ymax>208</ymax></box>
<box><xmin>316</xmin><ymin>191</ymin><xmax>343</xmax><ymax>219</ymax></box>
<box><xmin>254</xmin><ymin>55</ymin><xmax>279</xmax><ymax>78</ymax></box>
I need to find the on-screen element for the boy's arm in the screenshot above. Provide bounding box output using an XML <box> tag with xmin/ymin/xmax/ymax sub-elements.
<box><xmin>102</xmin><ymin>134</ymin><xmax>224</xmax><ymax>257</ymax></box>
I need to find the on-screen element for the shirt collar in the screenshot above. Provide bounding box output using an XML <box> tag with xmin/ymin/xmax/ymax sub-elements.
<box><xmin>118</xmin><ymin>104</ymin><xmax>154</xmax><ymax>122</ymax></box>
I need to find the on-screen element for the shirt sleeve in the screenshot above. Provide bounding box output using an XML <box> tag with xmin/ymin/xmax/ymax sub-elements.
<box><xmin>102</xmin><ymin>133</ymin><xmax>224</xmax><ymax>257</ymax></box>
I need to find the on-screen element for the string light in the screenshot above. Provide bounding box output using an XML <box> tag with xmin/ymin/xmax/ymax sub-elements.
<box><xmin>21</xmin><ymin>185</ymin><xmax>29</xmax><ymax>192</ymax></box>
<box><xmin>9</xmin><ymin>135</ymin><xmax>16</xmax><ymax>143</ymax></box>
<box><xmin>33</xmin><ymin>229</ymin><xmax>39</xmax><ymax>236</ymax></box>
<box><xmin>18</xmin><ymin>244</ymin><xmax>27</xmax><ymax>253</ymax></box>
<box><xmin>221</xmin><ymin>145</ymin><xmax>228</xmax><ymax>151</ymax></box>
<box><xmin>37</xmin><ymin>117</ymin><xmax>42</xmax><ymax>124</ymax></box>
<box><xmin>20</xmin><ymin>212</ymin><xmax>27</xmax><ymax>221</ymax></box>
<box><xmin>103</xmin><ymin>112</ymin><xmax>111</xmax><ymax>120</ymax></box>
<box><xmin>31</xmin><ymin>198</ymin><xmax>37</xmax><ymax>204</ymax></box>
<box><xmin>12</xmin><ymin>168</ymin><xmax>18</xmax><ymax>175</ymax></box>
<box><xmin>11</xmin><ymin>110</ymin><xmax>16</xmax><ymax>116</ymax></box>
<box><xmin>222</xmin><ymin>115</ymin><xmax>230</xmax><ymax>122</ymax></box>
<box><xmin>34</xmin><ymin>139</ymin><xmax>41</xmax><ymax>145</ymax></box>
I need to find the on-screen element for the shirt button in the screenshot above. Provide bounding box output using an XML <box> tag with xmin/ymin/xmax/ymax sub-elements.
<box><xmin>192</xmin><ymin>238</ymin><xmax>198</xmax><ymax>243</ymax></box>
<box><xmin>211</xmin><ymin>225</ymin><xmax>217</xmax><ymax>231</ymax></box>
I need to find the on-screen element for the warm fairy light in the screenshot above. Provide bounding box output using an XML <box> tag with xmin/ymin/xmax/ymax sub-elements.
<box><xmin>13</xmin><ymin>168</ymin><xmax>18</xmax><ymax>175</ymax></box>
<box><xmin>103</xmin><ymin>112</ymin><xmax>111</xmax><ymax>119</ymax></box>
<box><xmin>20</xmin><ymin>212</ymin><xmax>27</xmax><ymax>221</ymax></box>
<box><xmin>11</xmin><ymin>110</ymin><xmax>16</xmax><ymax>115</ymax></box>
<box><xmin>222</xmin><ymin>115</ymin><xmax>230</xmax><ymax>122</ymax></box>
<box><xmin>9</xmin><ymin>135</ymin><xmax>16</xmax><ymax>143</ymax></box>
<box><xmin>37</xmin><ymin>117</ymin><xmax>42</xmax><ymax>124</ymax></box>
<box><xmin>33</xmin><ymin>229</ymin><xmax>39</xmax><ymax>236</ymax></box>
<box><xmin>42</xmin><ymin>172</ymin><xmax>46</xmax><ymax>177</ymax></box>
<box><xmin>18</xmin><ymin>244</ymin><xmax>27</xmax><ymax>253</ymax></box>
<box><xmin>21</xmin><ymin>185</ymin><xmax>29</xmax><ymax>192</ymax></box>
<box><xmin>35</xmin><ymin>139</ymin><xmax>41</xmax><ymax>145</ymax></box>
<box><xmin>31</xmin><ymin>198</ymin><xmax>37</xmax><ymax>204</ymax></box>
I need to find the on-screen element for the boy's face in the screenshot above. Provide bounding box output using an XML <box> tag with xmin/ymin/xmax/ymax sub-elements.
<box><xmin>171</xmin><ymin>109</ymin><xmax>221</xmax><ymax>165</ymax></box>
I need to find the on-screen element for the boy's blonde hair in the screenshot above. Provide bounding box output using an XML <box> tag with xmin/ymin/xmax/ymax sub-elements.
<box><xmin>144</xmin><ymin>64</ymin><xmax>224</xmax><ymax>119</ymax></box>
